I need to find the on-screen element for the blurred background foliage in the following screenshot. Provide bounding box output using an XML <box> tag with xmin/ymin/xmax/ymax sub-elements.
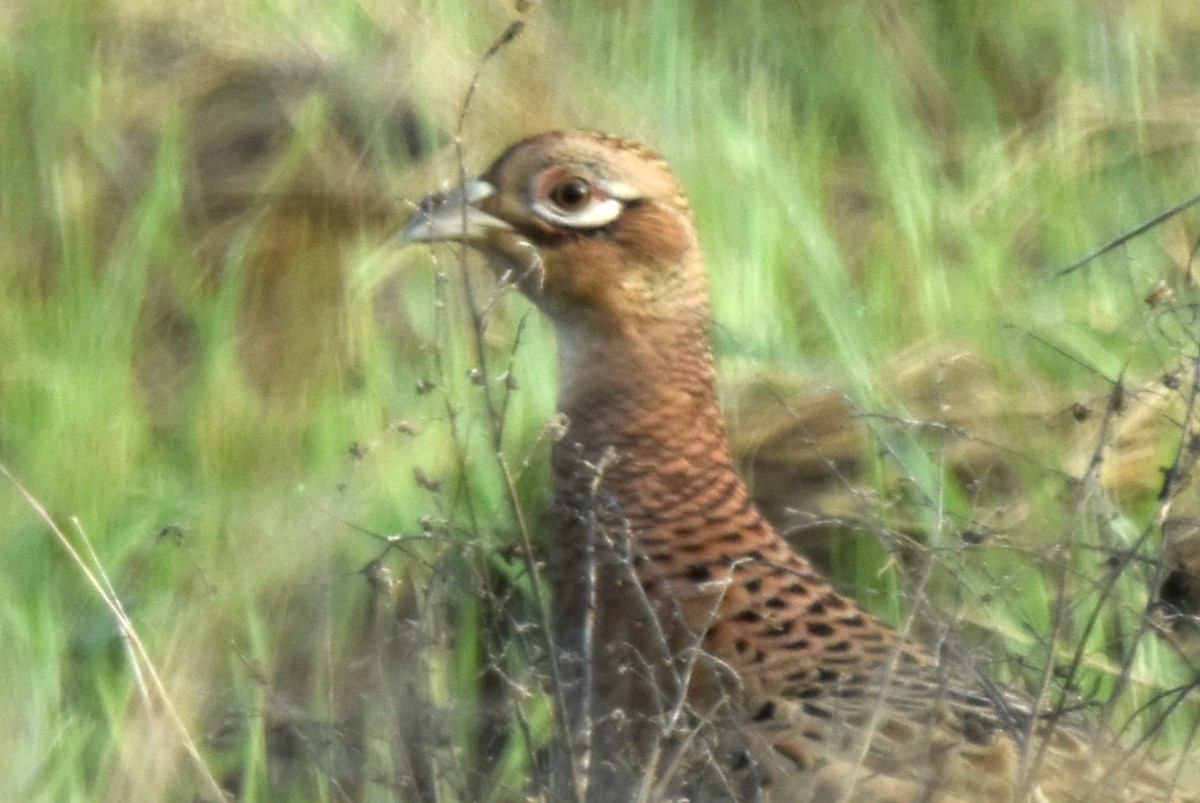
<box><xmin>2</xmin><ymin>0</ymin><xmax>1200</xmax><ymax>799</ymax></box>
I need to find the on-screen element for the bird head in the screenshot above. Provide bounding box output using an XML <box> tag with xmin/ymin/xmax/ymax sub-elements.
<box><xmin>401</xmin><ymin>130</ymin><xmax>708</xmax><ymax>331</ymax></box>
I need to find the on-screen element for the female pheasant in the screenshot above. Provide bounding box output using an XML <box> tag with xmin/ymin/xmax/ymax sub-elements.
<box><xmin>402</xmin><ymin>130</ymin><xmax>1193</xmax><ymax>802</ymax></box>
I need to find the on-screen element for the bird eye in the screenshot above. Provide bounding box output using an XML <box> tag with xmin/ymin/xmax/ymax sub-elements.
<box><xmin>549</xmin><ymin>178</ymin><xmax>592</xmax><ymax>210</ymax></box>
<box><xmin>530</xmin><ymin>168</ymin><xmax>624</xmax><ymax>229</ymax></box>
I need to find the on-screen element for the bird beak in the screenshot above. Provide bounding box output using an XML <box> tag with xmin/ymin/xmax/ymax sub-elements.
<box><xmin>400</xmin><ymin>179</ymin><xmax>513</xmax><ymax>244</ymax></box>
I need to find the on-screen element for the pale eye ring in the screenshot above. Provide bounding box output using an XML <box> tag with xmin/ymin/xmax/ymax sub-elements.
<box><xmin>531</xmin><ymin>168</ymin><xmax>623</xmax><ymax>229</ymax></box>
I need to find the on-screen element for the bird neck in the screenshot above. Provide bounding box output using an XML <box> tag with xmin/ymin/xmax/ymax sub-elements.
<box><xmin>548</xmin><ymin>309</ymin><xmax>789</xmax><ymax>599</ymax></box>
<box><xmin>543</xmin><ymin>301</ymin><xmax>918</xmax><ymax>771</ymax></box>
<box><xmin>545</xmin><ymin>310</ymin><xmax>749</xmax><ymax>741</ymax></box>
<box><xmin>552</xmin><ymin>311</ymin><xmax>732</xmax><ymax>486</ymax></box>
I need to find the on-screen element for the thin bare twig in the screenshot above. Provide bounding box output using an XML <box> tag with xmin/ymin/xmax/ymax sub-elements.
<box><xmin>1056</xmin><ymin>191</ymin><xmax>1200</xmax><ymax>277</ymax></box>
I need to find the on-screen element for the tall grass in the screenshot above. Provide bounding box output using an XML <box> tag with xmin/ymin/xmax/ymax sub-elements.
<box><xmin>2</xmin><ymin>1</ymin><xmax>1200</xmax><ymax>800</ymax></box>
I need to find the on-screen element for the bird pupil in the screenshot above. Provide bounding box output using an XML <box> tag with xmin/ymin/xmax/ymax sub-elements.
<box><xmin>555</xmin><ymin>179</ymin><xmax>589</xmax><ymax>207</ymax></box>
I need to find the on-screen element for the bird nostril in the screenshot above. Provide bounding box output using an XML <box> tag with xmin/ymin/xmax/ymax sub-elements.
<box><xmin>418</xmin><ymin>191</ymin><xmax>448</xmax><ymax>215</ymax></box>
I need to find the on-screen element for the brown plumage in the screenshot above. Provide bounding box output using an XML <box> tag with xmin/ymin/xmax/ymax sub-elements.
<box><xmin>402</xmin><ymin>130</ymin><xmax>1194</xmax><ymax>802</ymax></box>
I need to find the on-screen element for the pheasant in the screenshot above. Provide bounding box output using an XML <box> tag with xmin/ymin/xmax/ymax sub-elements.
<box><xmin>401</xmin><ymin>130</ymin><xmax>1193</xmax><ymax>802</ymax></box>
